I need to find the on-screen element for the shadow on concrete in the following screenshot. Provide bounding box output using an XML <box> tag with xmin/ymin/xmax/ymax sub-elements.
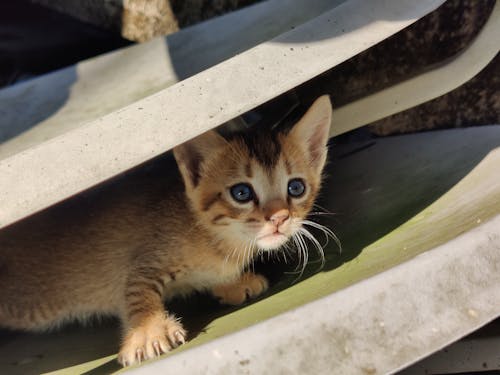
<box><xmin>164</xmin><ymin>0</ymin><xmax>429</xmax><ymax>80</ymax></box>
<box><xmin>0</xmin><ymin>0</ymin><xmax>128</xmax><ymax>146</ymax></box>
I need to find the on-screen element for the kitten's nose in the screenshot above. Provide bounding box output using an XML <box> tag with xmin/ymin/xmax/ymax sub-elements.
<box><xmin>270</xmin><ymin>209</ymin><xmax>290</xmax><ymax>227</ymax></box>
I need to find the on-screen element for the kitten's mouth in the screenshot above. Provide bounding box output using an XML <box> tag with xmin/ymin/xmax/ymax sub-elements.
<box><xmin>256</xmin><ymin>232</ymin><xmax>288</xmax><ymax>250</ymax></box>
<box><xmin>258</xmin><ymin>232</ymin><xmax>286</xmax><ymax>240</ymax></box>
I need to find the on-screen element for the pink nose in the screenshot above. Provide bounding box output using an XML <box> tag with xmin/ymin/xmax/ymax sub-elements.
<box><xmin>270</xmin><ymin>209</ymin><xmax>290</xmax><ymax>227</ymax></box>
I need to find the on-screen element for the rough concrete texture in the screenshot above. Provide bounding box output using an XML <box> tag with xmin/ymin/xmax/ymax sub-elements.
<box><xmin>121</xmin><ymin>0</ymin><xmax>178</xmax><ymax>41</ymax></box>
<box><xmin>32</xmin><ymin>0</ymin><xmax>178</xmax><ymax>42</ymax></box>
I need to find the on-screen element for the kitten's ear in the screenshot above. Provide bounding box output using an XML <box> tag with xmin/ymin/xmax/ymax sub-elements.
<box><xmin>174</xmin><ymin>130</ymin><xmax>226</xmax><ymax>189</ymax></box>
<box><xmin>289</xmin><ymin>95</ymin><xmax>332</xmax><ymax>172</ymax></box>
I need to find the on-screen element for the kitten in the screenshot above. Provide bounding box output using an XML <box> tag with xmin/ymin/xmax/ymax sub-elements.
<box><xmin>0</xmin><ymin>95</ymin><xmax>332</xmax><ymax>366</ymax></box>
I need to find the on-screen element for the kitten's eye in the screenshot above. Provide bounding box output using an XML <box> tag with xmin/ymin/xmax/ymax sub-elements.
<box><xmin>230</xmin><ymin>183</ymin><xmax>254</xmax><ymax>203</ymax></box>
<box><xmin>288</xmin><ymin>178</ymin><xmax>305</xmax><ymax>198</ymax></box>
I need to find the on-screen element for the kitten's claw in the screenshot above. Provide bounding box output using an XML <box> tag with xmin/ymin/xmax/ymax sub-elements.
<box><xmin>136</xmin><ymin>348</ymin><xmax>143</xmax><ymax>364</ymax></box>
<box><xmin>153</xmin><ymin>341</ymin><xmax>161</xmax><ymax>357</ymax></box>
<box><xmin>174</xmin><ymin>330</ymin><xmax>186</xmax><ymax>346</ymax></box>
<box><xmin>118</xmin><ymin>312</ymin><xmax>187</xmax><ymax>367</ymax></box>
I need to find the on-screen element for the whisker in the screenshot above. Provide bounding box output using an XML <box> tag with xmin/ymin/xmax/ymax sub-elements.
<box><xmin>301</xmin><ymin>219</ymin><xmax>342</xmax><ymax>254</ymax></box>
<box><xmin>244</xmin><ymin>241</ymin><xmax>252</xmax><ymax>272</ymax></box>
<box><xmin>289</xmin><ymin>232</ymin><xmax>308</xmax><ymax>284</ymax></box>
<box><xmin>298</xmin><ymin>227</ymin><xmax>325</xmax><ymax>272</ymax></box>
<box><xmin>297</xmin><ymin>232</ymin><xmax>309</xmax><ymax>274</ymax></box>
<box><xmin>249</xmin><ymin>238</ymin><xmax>257</xmax><ymax>274</ymax></box>
<box><xmin>307</xmin><ymin>212</ymin><xmax>337</xmax><ymax>217</ymax></box>
<box><xmin>313</xmin><ymin>203</ymin><xmax>334</xmax><ymax>214</ymax></box>
<box><xmin>222</xmin><ymin>248</ymin><xmax>232</xmax><ymax>272</ymax></box>
<box><xmin>281</xmin><ymin>242</ymin><xmax>293</xmax><ymax>264</ymax></box>
<box><xmin>236</xmin><ymin>243</ymin><xmax>244</xmax><ymax>272</ymax></box>
<box><xmin>291</xmin><ymin>234</ymin><xmax>303</xmax><ymax>273</ymax></box>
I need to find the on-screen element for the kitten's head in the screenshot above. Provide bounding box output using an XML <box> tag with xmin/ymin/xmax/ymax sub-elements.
<box><xmin>174</xmin><ymin>96</ymin><xmax>331</xmax><ymax>253</ymax></box>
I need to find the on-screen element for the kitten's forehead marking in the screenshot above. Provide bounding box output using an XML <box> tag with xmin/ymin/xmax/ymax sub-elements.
<box><xmin>284</xmin><ymin>156</ymin><xmax>292</xmax><ymax>175</ymax></box>
<box><xmin>242</xmin><ymin>131</ymin><xmax>281</xmax><ymax>169</ymax></box>
<box><xmin>245</xmin><ymin>162</ymin><xmax>252</xmax><ymax>178</ymax></box>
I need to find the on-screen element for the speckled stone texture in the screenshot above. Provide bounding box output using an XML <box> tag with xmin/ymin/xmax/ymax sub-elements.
<box><xmin>292</xmin><ymin>0</ymin><xmax>498</xmax><ymax>134</ymax></box>
<box><xmin>33</xmin><ymin>0</ymin><xmax>178</xmax><ymax>42</ymax></box>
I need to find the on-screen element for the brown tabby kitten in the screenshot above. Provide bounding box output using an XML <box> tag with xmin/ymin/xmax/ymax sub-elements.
<box><xmin>0</xmin><ymin>96</ymin><xmax>332</xmax><ymax>366</ymax></box>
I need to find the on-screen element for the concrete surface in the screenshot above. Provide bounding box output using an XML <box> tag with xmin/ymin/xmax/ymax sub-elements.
<box><xmin>0</xmin><ymin>0</ymin><xmax>445</xmax><ymax>229</ymax></box>
<box><xmin>401</xmin><ymin>322</ymin><xmax>500</xmax><ymax>374</ymax></box>
<box><xmin>1</xmin><ymin>126</ymin><xmax>498</xmax><ymax>374</ymax></box>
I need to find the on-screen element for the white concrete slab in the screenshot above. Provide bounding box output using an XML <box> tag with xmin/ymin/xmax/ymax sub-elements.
<box><xmin>0</xmin><ymin>0</ymin><xmax>343</xmax><ymax>160</ymax></box>
<box><xmin>0</xmin><ymin>0</ymin><xmax>445</xmax><ymax>229</ymax></box>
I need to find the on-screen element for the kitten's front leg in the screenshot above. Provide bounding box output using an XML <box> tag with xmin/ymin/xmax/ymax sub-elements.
<box><xmin>118</xmin><ymin>275</ymin><xmax>186</xmax><ymax>366</ymax></box>
<box><xmin>211</xmin><ymin>272</ymin><xmax>269</xmax><ymax>305</ymax></box>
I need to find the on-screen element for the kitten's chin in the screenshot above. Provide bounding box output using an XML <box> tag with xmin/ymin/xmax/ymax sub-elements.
<box><xmin>256</xmin><ymin>233</ymin><xmax>289</xmax><ymax>250</ymax></box>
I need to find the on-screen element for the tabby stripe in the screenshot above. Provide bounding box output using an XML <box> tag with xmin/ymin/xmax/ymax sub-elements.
<box><xmin>212</xmin><ymin>214</ymin><xmax>226</xmax><ymax>222</ymax></box>
<box><xmin>201</xmin><ymin>192</ymin><xmax>222</xmax><ymax>211</ymax></box>
<box><xmin>127</xmin><ymin>305</ymin><xmax>152</xmax><ymax>319</ymax></box>
<box><xmin>245</xmin><ymin>163</ymin><xmax>253</xmax><ymax>178</ymax></box>
<box><xmin>212</xmin><ymin>215</ymin><xmax>230</xmax><ymax>225</ymax></box>
<box><xmin>135</xmin><ymin>265</ymin><xmax>163</xmax><ymax>277</ymax></box>
<box><xmin>136</xmin><ymin>274</ymin><xmax>165</xmax><ymax>287</ymax></box>
<box><xmin>127</xmin><ymin>300</ymin><xmax>145</xmax><ymax>309</ymax></box>
<box><xmin>127</xmin><ymin>281</ymin><xmax>163</xmax><ymax>298</ymax></box>
<box><xmin>284</xmin><ymin>158</ymin><xmax>292</xmax><ymax>175</ymax></box>
<box><xmin>125</xmin><ymin>290</ymin><xmax>145</xmax><ymax>299</ymax></box>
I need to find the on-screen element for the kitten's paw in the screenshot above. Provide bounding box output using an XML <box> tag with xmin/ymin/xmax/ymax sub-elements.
<box><xmin>118</xmin><ymin>312</ymin><xmax>186</xmax><ymax>367</ymax></box>
<box><xmin>212</xmin><ymin>272</ymin><xmax>269</xmax><ymax>305</ymax></box>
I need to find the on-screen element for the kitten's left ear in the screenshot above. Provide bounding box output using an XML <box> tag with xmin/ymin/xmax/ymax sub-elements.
<box><xmin>289</xmin><ymin>95</ymin><xmax>332</xmax><ymax>173</ymax></box>
<box><xmin>174</xmin><ymin>130</ymin><xmax>226</xmax><ymax>189</ymax></box>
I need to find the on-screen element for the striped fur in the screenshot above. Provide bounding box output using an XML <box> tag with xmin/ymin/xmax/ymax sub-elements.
<box><xmin>0</xmin><ymin>96</ymin><xmax>333</xmax><ymax>367</ymax></box>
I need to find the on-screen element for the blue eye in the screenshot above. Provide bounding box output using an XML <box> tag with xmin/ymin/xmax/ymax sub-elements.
<box><xmin>230</xmin><ymin>183</ymin><xmax>254</xmax><ymax>203</ymax></box>
<box><xmin>288</xmin><ymin>179</ymin><xmax>305</xmax><ymax>197</ymax></box>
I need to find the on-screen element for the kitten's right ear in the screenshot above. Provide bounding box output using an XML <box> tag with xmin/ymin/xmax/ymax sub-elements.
<box><xmin>288</xmin><ymin>95</ymin><xmax>332</xmax><ymax>174</ymax></box>
<box><xmin>173</xmin><ymin>130</ymin><xmax>226</xmax><ymax>189</ymax></box>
